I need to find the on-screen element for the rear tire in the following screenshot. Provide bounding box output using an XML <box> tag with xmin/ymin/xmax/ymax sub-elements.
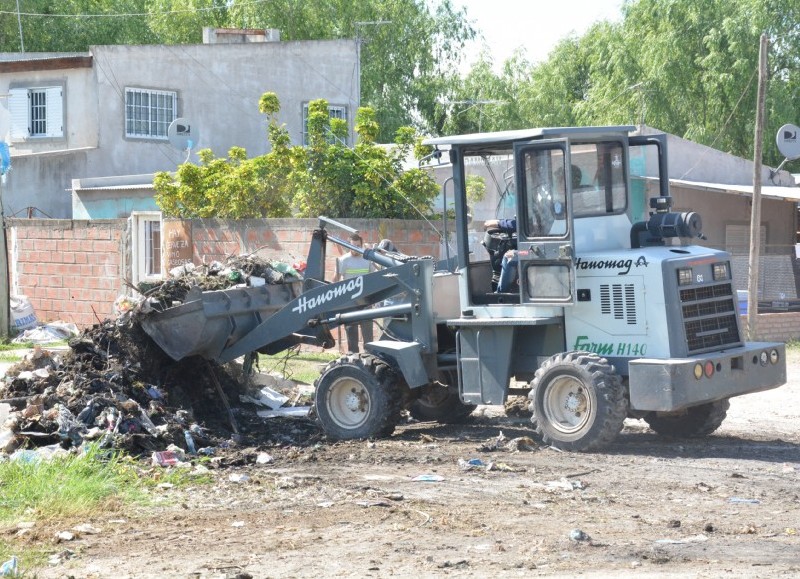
<box><xmin>314</xmin><ymin>354</ymin><xmax>402</xmax><ymax>440</ymax></box>
<box><xmin>409</xmin><ymin>370</ymin><xmax>476</xmax><ymax>423</ymax></box>
<box><xmin>644</xmin><ymin>400</ymin><xmax>730</xmax><ymax>438</ymax></box>
<box><xmin>528</xmin><ymin>351</ymin><xmax>627</xmax><ymax>452</ymax></box>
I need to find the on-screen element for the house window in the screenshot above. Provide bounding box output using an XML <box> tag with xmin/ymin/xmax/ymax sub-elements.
<box><xmin>125</xmin><ymin>88</ymin><xmax>176</xmax><ymax>139</ymax></box>
<box><xmin>7</xmin><ymin>86</ymin><xmax>64</xmax><ymax>139</ymax></box>
<box><xmin>131</xmin><ymin>212</ymin><xmax>163</xmax><ymax>285</ymax></box>
<box><xmin>302</xmin><ymin>103</ymin><xmax>348</xmax><ymax>145</ymax></box>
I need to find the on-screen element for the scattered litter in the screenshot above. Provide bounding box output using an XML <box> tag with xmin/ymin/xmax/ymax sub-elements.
<box><xmin>12</xmin><ymin>321</ymin><xmax>79</xmax><ymax>344</ymax></box>
<box><xmin>0</xmin><ymin>555</ymin><xmax>18</xmax><ymax>577</ymax></box>
<box><xmin>569</xmin><ymin>529</ymin><xmax>591</xmax><ymax>542</ymax></box>
<box><xmin>458</xmin><ymin>458</ymin><xmax>486</xmax><ymax>471</ymax></box>
<box><xmin>256</xmin><ymin>452</ymin><xmax>274</xmax><ymax>464</ymax></box>
<box><xmin>152</xmin><ymin>451</ymin><xmax>182</xmax><ymax>467</ymax></box>
<box><xmin>72</xmin><ymin>523</ymin><xmax>102</xmax><ymax>535</ymax></box>
<box><xmin>231</xmin><ymin>521</ymin><xmax>246</xmax><ymax>527</ymax></box>
<box><xmin>728</xmin><ymin>497</ymin><xmax>760</xmax><ymax>504</ymax></box>
<box><xmin>256</xmin><ymin>406</ymin><xmax>311</xmax><ymax>419</ymax></box>
<box><xmin>240</xmin><ymin>386</ymin><xmax>289</xmax><ymax>410</ymax></box>
<box><xmin>478</xmin><ymin>431</ymin><xmax>507</xmax><ymax>451</ymax></box>
<box><xmin>0</xmin><ymin>253</ymin><xmax>310</xmax><ymax>464</ymax></box>
<box><xmin>781</xmin><ymin>463</ymin><xmax>799</xmax><ymax>473</ymax></box>
<box><xmin>486</xmin><ymin>462</ymin><xmax>524</xmax><ymax>473</ymax></box>
<box><xmin>229</xmin><ymin>473</ymin><xmax>250</xmax><ymax>483</ymax></box>
<box><xmin>544</xmin><ymin>478</ymin><xmax>585</xmax><ymax>491</ymax></box>
<box><xmin>507</xmin><ymin>437</ymin><xmax>538</xmax><ymax>452</ymax></box>
<box><xmin>655</xmin><ymin>534</ymin><xmax>708</xmax><ymax>544</ymax></box>
<box><xmin>55</xmin><ymin>531</ymin><xmax>75</xmax><ymax>542</ymax></box>
<box><xmin>317</xmin><ymin>501</ymin><xmax>335</xmax><ymax>508</ymax></box>
<box><xmin>412</xmin><ymin>474</ymin><xmax>444</xmax><ymax>482</ymax></box>
<box><xmin>48</xmin><ymin>550</ymin><xmax>75</xmax><ymax>566</ymax></box>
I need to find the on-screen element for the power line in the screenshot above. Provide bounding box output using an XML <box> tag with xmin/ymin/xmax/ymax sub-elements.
<box><xmin>0</xmin><ymin>0</ymin><xmax>271</xmax><ymax>18</ymax></box>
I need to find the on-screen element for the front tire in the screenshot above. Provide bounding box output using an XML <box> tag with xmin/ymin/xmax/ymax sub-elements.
<box><xmin>409</xmin><ymin>370</ymin><xmax>476</xmax><ymax>423</ymax></box>
<box><xmin>314</xmin><ymin>354</ymin><xmax>402</xmax><ymax>440</ymax></box>
<box><xmin>528</xmin><ymin>351</ymin><xmax>627</xmax><ymax>452</ymax></box>
<box><xmin>644</xmin><ymin>400</ymin><xmax>730</xmax><ymax>438</ymax></box>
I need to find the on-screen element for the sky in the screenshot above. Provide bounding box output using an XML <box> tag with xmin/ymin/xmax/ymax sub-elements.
<box><xmin>453</xmin><ymin>0</ymin><xmax>625</xmax><ymax>72</ymax></box>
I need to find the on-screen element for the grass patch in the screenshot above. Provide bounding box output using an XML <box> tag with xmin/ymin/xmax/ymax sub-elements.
<box><xmin>0</xmin><ymin>445</ymin><xmax>210</xmax><ymax>570</ymax></box>
<box><xmin>259</xmin><ymin>348</ymin><xmax>339</xmax><ymax>384</ymax></box>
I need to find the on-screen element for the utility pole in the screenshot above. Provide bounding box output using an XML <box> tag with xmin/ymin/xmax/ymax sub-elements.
<box><xmin>747</xmin><ymin>33</ymin><xmax>768</xmax><ymax>341</ymax></box>
<box><xmin>0</xmin><ymin>178</ymin><xmax>9</xmax><ymax>339</ymax></box>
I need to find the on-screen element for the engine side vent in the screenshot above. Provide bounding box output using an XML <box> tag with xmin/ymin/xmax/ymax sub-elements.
<box><xmin>680</xmin><ymin>282</ymin><xmax>741</xmax><ymax>353</ymax></box>
<box><xmin>600</xmin><ymin>283</ymin><xmax>637</xmax><ymax>325</ymax></box>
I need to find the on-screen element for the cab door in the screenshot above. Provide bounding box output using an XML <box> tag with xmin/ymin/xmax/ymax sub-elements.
<box><xmin>513</xmin><ymin>138</ymin><xmax>576</xmax><ymax>306</ymax></box>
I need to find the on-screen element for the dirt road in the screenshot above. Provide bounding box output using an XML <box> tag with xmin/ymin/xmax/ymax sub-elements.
<box><xmin>26</xmin><ymin>350</ymin><xmax>800</xmax><ymax>578</ymax></box>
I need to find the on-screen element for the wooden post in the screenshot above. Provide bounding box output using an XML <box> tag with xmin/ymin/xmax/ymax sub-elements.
<box><xmin>747</xmin><ymin>33</ymin><xmax>768</xmax><ymax>341</ymax></box>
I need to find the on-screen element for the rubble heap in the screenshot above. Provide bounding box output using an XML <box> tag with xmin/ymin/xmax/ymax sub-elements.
<box><xmin>0</xmin><ymin>255</ymin><xmax>317</xmax><ymax>460</ymax></box>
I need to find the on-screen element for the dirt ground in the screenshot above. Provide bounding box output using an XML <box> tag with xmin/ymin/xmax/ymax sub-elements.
<box><xmin>17</xmin><ymin>349</ymin><xmax>800</xmax><ymax>578</ymax></box>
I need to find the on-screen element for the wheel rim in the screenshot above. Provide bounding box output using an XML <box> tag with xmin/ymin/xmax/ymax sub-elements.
<box><xmin>542</xmin><ymin>375</ymin><xmax>592</xmax><ymax>435</ymax></box>
<box><xmin>326</xmin><ymin>375</ymin><xmax>371</xmax><ymax>430</ymax></box>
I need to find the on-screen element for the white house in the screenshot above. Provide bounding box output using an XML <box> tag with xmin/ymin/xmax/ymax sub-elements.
<box><xmin>0</xmin><ymin>29</ymin><xmax>360</xmax><ymax>220</ymax></box>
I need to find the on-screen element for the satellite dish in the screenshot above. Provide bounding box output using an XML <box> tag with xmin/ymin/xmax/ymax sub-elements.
<box><xmin>168</xmin><ymin>118</ymin><xmax>200</xmax><ymax>151</ymax></box>
<box><xmin>776</xmin><ymin>123</ymin><xmax>800</xmax><ymax>160</ymax></box>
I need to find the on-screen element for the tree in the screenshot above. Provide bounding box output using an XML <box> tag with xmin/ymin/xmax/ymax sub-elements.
<box><xmin>454</xmin><ymin>0</ymin><xmax>800</xmax><ymax>166</ymax></box>
<box><xmin>154</xmin><ymin>93</ymin><xmax>439</xmax><ymax>219</ymax></box>
<box><xmin>0</xmin><ymin>0</ymin><xmax>156</xmax><ymax>51</ymax></box>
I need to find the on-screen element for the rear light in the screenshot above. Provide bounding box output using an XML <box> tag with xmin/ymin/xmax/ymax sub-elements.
<box><xmin>704</xmin><ymin>361</ymin><xmax>714</xmax><ymax>378</ymax></box>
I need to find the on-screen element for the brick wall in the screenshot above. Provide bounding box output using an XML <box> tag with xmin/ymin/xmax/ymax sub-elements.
<box><xmin>7</xmin><ymin>217</ymin><xmax>442</xmax><ymax>329</ymax></box>
<box><xmin>8</xmin><ymin>219</ymin><xmax>126</xmax><ymax>328</ymax></box>
<box><xmin>742</xmin><ymin>313</ymin><xmax>800</xmax><ymax>343</ymax></box>
<box><xmin>7</xmin><ymin>216</ymin><xmax>800</xmax><ymax>345</ymax></box>
<box><xmin>180</xmin><ymin>218</ymin><xmax>441</xmax><ymax>280</ymax></box>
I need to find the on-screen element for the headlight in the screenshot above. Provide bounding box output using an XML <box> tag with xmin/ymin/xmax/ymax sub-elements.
<box><xmin>677</xmin><ymin>268</ymin><xmax>693</xmax><ymax>286</ymax></box>
<box><xmin>759</xmin><ymin>351</ymin><xmax>769</xmax><ymax>366</ymax></box>
<box><xmin>712</xmin><ymin>262</ymin><xmax>730</xmax><ymax>281</ymax></box>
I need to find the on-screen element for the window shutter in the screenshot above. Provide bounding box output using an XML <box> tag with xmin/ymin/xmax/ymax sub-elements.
<box><xmin>8</xmin><ymin>88</ymin><xmax>30</xmax><ymax>140</ymax></box>
<box><xmin>45</xmin><ymin>87</ymin><xmax>63</xmax><ymax>138</ymax></box>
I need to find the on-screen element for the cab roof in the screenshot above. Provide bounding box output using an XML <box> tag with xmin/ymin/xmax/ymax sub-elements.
<box><xmin>423</xmin><ymin>126</ymin><xmax>637</xmax><ymax>148</ymax></box>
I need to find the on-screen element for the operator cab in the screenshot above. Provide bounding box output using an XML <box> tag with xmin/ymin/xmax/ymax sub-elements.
<box><xmin>424</xmin><ymin>126</ymin><xmax>669</xmax><ymax>317</ymax></box>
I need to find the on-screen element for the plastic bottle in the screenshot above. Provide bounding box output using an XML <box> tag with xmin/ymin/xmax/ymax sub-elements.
<box><xmin>184</xmin><ymin>430</ymin><xmax>197</xmax><ymax>454</ymax></box>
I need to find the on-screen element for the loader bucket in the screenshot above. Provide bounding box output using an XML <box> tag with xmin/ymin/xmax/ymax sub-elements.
<box><xmin>139</xmin><ymin>282</ymin><xmax>302</xmax><ymax>361</ymax></box>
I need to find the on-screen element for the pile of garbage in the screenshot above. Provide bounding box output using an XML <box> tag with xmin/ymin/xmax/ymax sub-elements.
<box><xmin>0</xmin><ymin>255</ymin><xmax>317</xmax><ymax>463</ymax></box>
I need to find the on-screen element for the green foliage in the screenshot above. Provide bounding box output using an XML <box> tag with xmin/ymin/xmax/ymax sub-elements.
<box><xmin>155</xmin><ymin>93</ymin><xmax>438</xmax><ymax>218</ymax></box>
<box><xmin>465</xmin><ymin>175</ymin><xmax>486</xmax><ymax>204</ymax></box>
<box><xmin>450</xmin><ymin>0</ymin><xmax>800</xmax><ymax>166</ymax></box>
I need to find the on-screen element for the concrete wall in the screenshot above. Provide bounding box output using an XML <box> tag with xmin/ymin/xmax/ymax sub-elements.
<box><xmin>669</xmin><ymin>184</ymin><xmax>797</xmax><ymax>254</ymax></box>
<box><xmin>6</xmin><ymin>218</ymin><xmax>440</xmax><ymax>329</ymax></box>
<box><xmin>89</xmin><ymin>41</ymin><xmax>357</xmax><ymax>176</ymax></box>
<box><xmin>0</xmin><ymin>59</ymin><xmax>97</xmax><ymax>218</ymax></box>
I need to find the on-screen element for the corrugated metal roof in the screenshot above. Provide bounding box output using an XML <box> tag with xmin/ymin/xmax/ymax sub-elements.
<box><xmin>669</xmin><ymin>178</ymin><xmax>800</xmax><ymax>202</ymax></box>
<box><xmin>71</xmin><ymin>183</ymin><xmax>154</xmax><ymax>192</ymax></box>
